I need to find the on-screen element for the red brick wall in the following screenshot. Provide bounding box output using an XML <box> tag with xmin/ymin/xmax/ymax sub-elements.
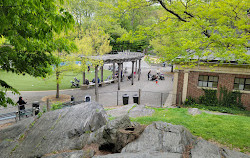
<box><xmin>187</xmin><ymin>71</ymin><xmax>204</xmax><ymax>101</ymax></box>
<box><xmin>183</xmin><ymin>71</ymin><xmax>250</xmax><ymax>110</ymax></box>
<box><xmin>176</xmin><ymin>71</ymin><xmax>184</xmax><ymax>104</ymax></box>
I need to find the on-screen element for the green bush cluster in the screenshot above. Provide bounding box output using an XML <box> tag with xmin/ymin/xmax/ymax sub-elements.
<box><xmin>51</xmin><ymin>102</ymin><xmax>63</xmax><ymax>111</ymax></box>
<box><xmin>199</xmin><ymin>89</ymin><xmax>218</xmax><ymax>106</ymax></box>
<box><xmin>184</xmin><ymin>86</ymin><xmax>247</xmax><ymax>115</ymax></box>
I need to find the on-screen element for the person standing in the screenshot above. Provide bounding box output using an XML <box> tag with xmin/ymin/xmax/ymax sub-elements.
<box><xmin>87</xmin><ymin>65</ymin><xmax>90</xmax><ymax>73</ymax></box>
<box><xmin>17</xmin><ymin>96</ymin><xmax>27</xmax><ymax>106</ymax></box>
<box><xmin>148</xmin><ymin>70</ymin><xmax>151</xmax><ymax>80</ymax></box>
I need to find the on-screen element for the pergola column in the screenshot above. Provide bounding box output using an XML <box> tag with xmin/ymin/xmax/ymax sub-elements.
<box><xmin>118</xmin><ymin>63</ymin><xmax>122</xmax><ymax>90</ymax></box>
<box><xmin>135</xmin><ymin>60</ymin><xmax>137</xmax><ymax>74</ymax></box>
<box><xmin>131</xmin><ymin>61</ymin><xmax>135</xmax><ymax>85</ymax></box>
<box><xmin>138</xmin><ymin>59</ymin><xmax>141</xmax><ymax>81</ymax></box>
<box><xmin>101</xmin><ymin>65</ymin><xmax>104</xmax><ymax>82</ymax></box>
<box><xmin>112</xmin><ymin>62</ymin><xmax>116</xmax><ymax>79</ymax></box>
<box><xmin>95</xmin><ymin>65</ymin><xmax>99</xmax><ymax>102</ymax></box>
<box><xmin>121</xmin><ymin>62</ymin><xmax>123</xmax><ymax>82</ymax></box>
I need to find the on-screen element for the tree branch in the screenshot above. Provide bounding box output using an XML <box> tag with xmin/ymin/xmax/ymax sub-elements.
<box><xmin>184</xmin><ymin>11</ymin><xmax>194</xmax><ymax>18</ymax></box>
<box><xmin>157</xmin><ymin>0</ymin><xmax>187</xmax><ymax>22</ymax></box>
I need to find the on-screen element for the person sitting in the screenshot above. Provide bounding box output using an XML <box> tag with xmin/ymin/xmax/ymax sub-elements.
<box><xmin>151</xmin><ymin>75</ymin><xmax>157</xmax><ymax>81</ymax></box>
<box><xmin>127</xmin><ymin>74</ymin><xmax>132</xmax><ymax>80</ymax></box>
<box><xmin>97</xmin><ymin>78</ymin><xmax>100</xmax><ymax>83</ymax></box>
<box><xmin>85</xmin><ymin>79</ymin><xmax>89</xmax><ymax>85</ymax></box>
<box><xmin>92</xmin><ymin>78</ymin><xmax>95</xmax><ymax>83</ymax></box>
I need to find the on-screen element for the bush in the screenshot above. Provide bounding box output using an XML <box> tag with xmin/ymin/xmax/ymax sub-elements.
<box><xmin>199</xmin><ymin>89</ymin><xmax>218</xmax><ymax>106</ymax></box>
<box><xmin>51</xmin><ymin>102</ymin><xmax>63</xmax><ymax>111</ymax></box>
<box><xmin>184</xmin><ymin>96</ymin><xmax>196</xmax><ymax>105</ymax></box>
<box><xmin>218</xmin><ymin>87</ymin><xmax>243</xmax><ymax>108</ymax></box>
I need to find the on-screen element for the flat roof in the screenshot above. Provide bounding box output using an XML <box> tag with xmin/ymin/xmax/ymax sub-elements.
<box><xmin>80</xmin><ymin>52</ymin><xmax>144</xmax><ymax>64</ymax></box>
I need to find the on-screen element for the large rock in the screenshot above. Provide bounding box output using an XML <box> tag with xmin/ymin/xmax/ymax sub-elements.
<box><xmin>42</xmin><ymin>150</ymin><xmax>95</xmax><ymax>158</ymax></box>
<box><xmin>107</xmin><ymin>104</ymin><xmax>155</xmax><ymax>118</ymax></box>
<box><xmin>191</xmin><ymin>139</ymin><xmax>221</xmax><ymax>158</ymax></box>
<box><xmin>188</xmin><ymin>108</ymin><xmax>202</xmax><ymax>115</ymax></box>
<box><xmin>220</xmin><ymin>148</ymin><xmax>250</xmax><ymax>158</ymax></box>
<box><xmin>191</xmin><ymin>139</ymin><xmax>250</xmax><ymax>158</ymax></box>
<box><xmin>86</xmin><ymin>115</ymin><xmax>145</xmax><ymax>153</ymax></box>
<box><xmin>0</xmin><ymin>102</ymin><xmax>108</xmax><ymax>158</ymax></box>
<box><xmin>0</xmin><ymin>117</ymin><xmax>35</xmax><ymax>158</ymax></box>
<box><xmin>122</xmin><ymin>121</ymin><xmax>196</xmax><ymax>154</ymax></box>
<box><xmin>94</xmin><ymin>152</ymin><xmax>182</xmax><ymax>158</ymax></box>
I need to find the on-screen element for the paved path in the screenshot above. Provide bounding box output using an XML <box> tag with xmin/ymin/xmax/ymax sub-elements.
<box><xmin>0</xmin><ymin>59</ymin><xmax>174</xmax><ymax>115</ymax></box>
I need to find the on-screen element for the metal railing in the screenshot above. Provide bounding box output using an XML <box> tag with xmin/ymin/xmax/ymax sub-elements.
<box><xmin>0</xmin><ymin>90</ymin><xmax>173</xmax><ymax>122</ymax></box>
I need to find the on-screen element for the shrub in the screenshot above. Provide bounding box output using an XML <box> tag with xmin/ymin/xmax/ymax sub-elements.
<box><xmin>218</xmin><ymin>87</ymin><xmax>243</xmax><ymax>109</ymax></box>
<box><xmin>184</xmin><ymin>96</ymin><xmax>196</xmax><ymax>105</ymax></box>
<box><xmin>51</xmin><ymin>102</ymin><xmax>63</xmax><ymax>111</ymax></box>
<box><xmin>199</xmin><ymin>89</ymin><xmax>217</xmax><ymax>106</ymax></box>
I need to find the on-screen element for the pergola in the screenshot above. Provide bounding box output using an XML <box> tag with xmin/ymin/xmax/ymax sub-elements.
<box><xmin>80</xmin><ymin>52</ymin><xmax>145</xmax><ymax>101</ymax></box>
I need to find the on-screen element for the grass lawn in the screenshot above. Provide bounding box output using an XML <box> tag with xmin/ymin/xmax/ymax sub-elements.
<box><xmin>130</xmin><ymin>108</ymin><xmax>250</xmax><ymax>153</ymax></box>
<box><xmin>0</xmin><ymin>69</ymin><xmax>112</xmax><ymax>91</ymax></box>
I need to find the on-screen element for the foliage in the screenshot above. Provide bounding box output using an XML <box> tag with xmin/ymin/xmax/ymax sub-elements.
<box><xmin>184</xmin><ymin>96</ymin><xmax>196</xmax><ymax>106</ymax></box>
<box><xmin>150</xmin><ymin>0</ymin><xmax>250</xmax><ymax>64</ymax></box>
<box><xmin>51</xmin><ymin>102</ymin><xmax>63</xmax><ymax>111</ymax></box>
<box><xmin>0</xmin><ymin>80</ymin><xmax>19</xmax><ymax>107</ymax></box>
<box><xmin>218</xmin><ymin>86</ymin><xmax>243</xmax><ymax>108</ymax></box>
<box><xmin>197</xmin><ymin>87</ymin><xmax>244</xmax><ymax>109</ymax></box>
<box><xmin>37</xmin><ymin>112</ymin><xmax>43</xmax><ymax>119</ymax></box>
<box><xmin>0</xmin><ymin>0</ymin><xmax>75</xmax><ymax>106</ymax></box>
<box><xmin>131</xmin><ymin>107</ymin><xmax>250</xmax><ymax>153</ymax></box>
<box><xmin>199</xmin><ymin>89</ymin><xmax>218</xmax><ymax>106</ymax></box>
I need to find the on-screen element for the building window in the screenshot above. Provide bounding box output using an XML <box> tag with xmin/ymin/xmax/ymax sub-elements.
<box><xmin>198</xmin><ymin>75</ymin><xmax>218</xmax><ymax>88</ymax></box>
<box><xmin>234</xmin><ymin>78</ymin><xmax>250</xmax><ymax>91</ymax></box>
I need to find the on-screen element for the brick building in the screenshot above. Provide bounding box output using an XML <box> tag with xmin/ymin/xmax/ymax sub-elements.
<box><xmin>172</xmin><ymin>63</ymin><xmax>250</xmax><ymax>110</ymax></box>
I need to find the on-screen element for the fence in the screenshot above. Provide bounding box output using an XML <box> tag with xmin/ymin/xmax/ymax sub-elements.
<box><xmin>97</xmin><ymin>90</ymin><xmax>170</xmax><ymax>107</ymax></box>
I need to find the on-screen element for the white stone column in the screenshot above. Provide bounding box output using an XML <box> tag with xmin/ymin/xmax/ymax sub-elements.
<box><xmin>182</xmin><ymin>70</ymin><xmax>189</xmax><ymax>103</ymax></box>
<box><xmin>172</xmin><ymin>70</ymin><xmax>179</xmax><ymax>105</ymax></box>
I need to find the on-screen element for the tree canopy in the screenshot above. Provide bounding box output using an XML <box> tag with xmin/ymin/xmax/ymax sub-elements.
<box><xmin>150</xmin><ymin>0</ymin><xmax>250</xmax><ymax>64</ymax></box>
<box><xmin>1</xmin><ymin>0</ymin><xmax>249</xmax><ymax>106</ymax></box>
<box><xmin>0</xmin><ymin>0</ymin><xmax>75</xmax><ymax>106</ymax></box>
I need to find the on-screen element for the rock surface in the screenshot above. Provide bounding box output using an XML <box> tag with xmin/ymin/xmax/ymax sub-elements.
<box><xmin>188</xmin><ymin>108</ymin><xmax>202</xmax><ymax>115</ymax></box>
<box><xmin>1</xmin><ymin>103</ymin><xmax>249</xmax><ymax>158</ymax></box>
<box><xmin>191</xmin><ymin>139</ymin><xmax>250</xmax><ymax>158</ymax></box>
<box><xmin>0</xmin><ymin>102</ymin><xmax>108</xmax><ymax>158</ymax></box>
<box><xmin>121</xmin><ymin>121</ymin><xmax>196</xmax><ymax>154</ymax></box>
<box><xmin>86</xmin><ymin>115</ymin><xmax>145</xmax><ymax>153</ymax></box>
<box><xmin>42</xmin><ymin>150</ymin><xmax>95</xmax><ymax>158</ymax></box>
<box><xmin>94</xmin><ymin>152</ymin><xmax>182</xmax><ymax>158</ymax></box>
<box><xmin>106</xmin><ymin>104</ymin><xmax>155</xmax><ymax>118</ymax></box>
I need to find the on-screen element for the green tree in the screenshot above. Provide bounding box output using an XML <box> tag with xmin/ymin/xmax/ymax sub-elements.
<box><xmin>150</xmin><ymin>0</ymin><xmax>250</xmax><ymax>64</ymax></box>
<box><xmin>0</xmin><ymin>0</ymin><xmax>75</xmax><ymax>106</ymax></box>
<box><xmin>74</xmin><ymin>23</ymin><xmax>112</xmax><ymax>80</ymax></box>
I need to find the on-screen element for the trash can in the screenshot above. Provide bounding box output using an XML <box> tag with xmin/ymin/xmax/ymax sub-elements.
<box><xmin>85</xmin><ymin>95</ymin><xmax>91</xmax><ymax>102</ymax></box>
<box><xmin>133</xmin><ymin>94</ymin><xmax>139</xmax><ymax>104</ymax></box>
<box><xmin>122</xmin><ymin>94</ymin><xmax>129</xmax><ymax>105</ymax></box>
<box><xmin>32</xmin><ymin>101</ymin><xmax>40</xmax><ymax>115</ymax></box>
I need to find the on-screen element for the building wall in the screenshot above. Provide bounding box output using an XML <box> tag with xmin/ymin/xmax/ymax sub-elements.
<box><xmin>185</xmin><ymin>71</ymin><xmax>250</xmax><ymax>110</ymax></box>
